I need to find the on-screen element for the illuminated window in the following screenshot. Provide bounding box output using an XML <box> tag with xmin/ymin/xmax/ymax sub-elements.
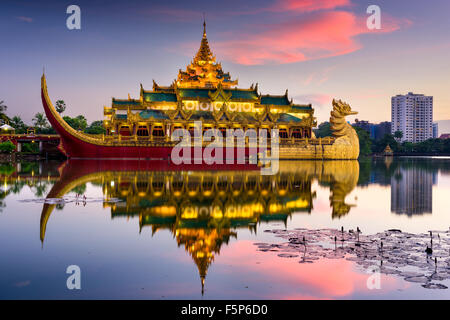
<box><xmin>152</xmin><ymin>126</ymin><xmax>164</xmax><ymax>137</ymax></box>
<box><xmin>279</xmin><ymin>129</ymin><xmax>288</xmax><ymax>139</ymax></box>
<box><xmin>291</xmin><ymin>128</ymin><xmax>302</xmax><ymax>139</ymax></box>
<box><xmin>218</xmin><ymin>127</ymin><xmax>227</xmax><ymax>136</ymax></box>
<box><xmin>137</xmin><ymin>125</ymin><xmax>149</xmax><ymax>136</ymax></box>
<box><xmin>119</xmin><ymin>126</ymin><xmax>131</xmax><ymax>136</ymax></box>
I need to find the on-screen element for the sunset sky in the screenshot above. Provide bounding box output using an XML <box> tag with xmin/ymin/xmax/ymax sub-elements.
<box><xmin>1</xmin><ymin>0</ymin><xmax>450</xmax><ymax>126</ymax></box>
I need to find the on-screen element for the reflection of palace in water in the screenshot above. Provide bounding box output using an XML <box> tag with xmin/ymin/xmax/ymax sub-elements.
<box><xmin>34</xmin><ymin>160</ymin><xmax>359</xmax><ymax>294</ymax></box>
<box><xmin>103</xmin><ymin>170</ymin><xmax>314</xmax><ymax>294</ymax></box>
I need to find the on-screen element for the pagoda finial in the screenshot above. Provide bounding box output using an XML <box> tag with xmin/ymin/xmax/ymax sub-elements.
<box><xmin>202</xmin><ymin>13</ymin><xmax>206</xmax><ymax>38</ymax></box>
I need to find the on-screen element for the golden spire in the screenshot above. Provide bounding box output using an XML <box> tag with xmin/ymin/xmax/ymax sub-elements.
<box><xmin>195</xmin><ymin>19</ymin><xmax>213</xmax><ymax>63</ymax></box>
<box><xmin>203</xmin><ymin>15</ymin><xmax>206</xmax><ymax>38</ymax></box>
<box><xmin>176</xmin><ymin>18</ymin><xmax>238</xmax><ymax>88</ymax></box>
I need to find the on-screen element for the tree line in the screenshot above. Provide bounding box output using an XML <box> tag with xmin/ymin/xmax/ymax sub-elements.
<box><xmin>0</xmin><ymin>99</ymin><xmax>105</xmax><ymax>135</ymax></box>
<box><xmin>314</xmin><ymin>121</ymin><xmax>450</xmax><ymax>156</ymax></box>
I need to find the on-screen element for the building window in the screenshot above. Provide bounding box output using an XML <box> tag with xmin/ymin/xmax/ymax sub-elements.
<box><xmin>291</xmin><ymin>128</ymin><xmax>302</xmax><ymax>139</ymax></box>
<box><xmin>279</xmin><ymin>129</ymin><xmax>288</xmax><ymax>139</ymax></box>
<box><xmin>218</xmin><ymin>127</ymin><xmax>227</xmax><ymax>137</ymax></box>
<box><xmin>119</xmin><ymin>126</ymin><xmax>131</xmax><ymax>136</ymax></box>
<box><xmin>152</xmin><ymin>126</ymin><xmax>164</xmax><ymax>137</ymax></box>
<box><xmin>137</xmin><ymin>125</ymin><xmax>149</xmax><ymax>136</ymax></box>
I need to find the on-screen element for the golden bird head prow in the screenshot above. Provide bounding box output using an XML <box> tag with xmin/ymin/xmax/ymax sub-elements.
<box><xmin>332</xmin><ymin>99</ymin><xmax>358</xmax><ymax>116</ymax></box>
<box><xmin>330</xmin><ymin>99</ymin><xmax>358</xmax><ymax>138</ymax></box>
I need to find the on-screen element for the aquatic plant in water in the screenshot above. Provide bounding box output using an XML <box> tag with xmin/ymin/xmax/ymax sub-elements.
<box><xmin>256</xmin><ymin>228</ymin><xmax>450</xmax><ymax>289</ymax></box>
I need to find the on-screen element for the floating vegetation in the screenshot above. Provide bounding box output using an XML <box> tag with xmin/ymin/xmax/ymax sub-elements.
<box><xmin>19</xmin><ymin>196</ymin><xmax>122</xmax><ymax>204</ymax></box>
<box><xmin>255</xmin><ymin>228</ymin><xmax>450</xmax><ymax>290</ymax></box>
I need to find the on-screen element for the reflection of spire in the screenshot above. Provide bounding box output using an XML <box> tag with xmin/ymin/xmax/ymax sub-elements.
<box><xmin>201</xmin><ymin>276</ymin><xmax>205</xmax><ymax>296</ymax></box>
<box><xmin>175</xmin><ymin>228</ymin><xmax>235</xmax><ymax>296</ymax></box>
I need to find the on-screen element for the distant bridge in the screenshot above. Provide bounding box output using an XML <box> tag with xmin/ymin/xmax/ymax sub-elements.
<box><xmin>0</xmin><ymin>134</ymin><xmax>61</xmax><ymax>154</ymax></box>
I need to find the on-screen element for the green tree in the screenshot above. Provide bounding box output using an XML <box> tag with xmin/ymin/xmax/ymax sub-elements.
<box><xmin>63</xmin><ymin>115</ymin><xmax>87</xmax><ymax>131</ymax></box>
<box><xmin>401</xmin><ymin>141</ymin><xmax>414</xmax><ymax>153</ymax></box>
<box><xmin>55</xmin><ymin>100</ymin><xmax>66</xmax><ymax>114</ymax></box>
<box><xmin>72</xmin><ymin>184</ymin><xmax>87</xmax><ymax>195</ymax></box>
<box><xmin>354</xmin><ymin>126</ymin><xmax>372</xmax><ymax>156</ymax></box>
<box><xmin>372</xmin><ymin>134</ymin><xmax>399</xmax><ymax>153</ymax></box>
<box><xmin>32</xmin><ymin>112</ymin><xmax>49</xmax><ymax>132</ymax></box>
<box><xmin>0</xmin><ymin>100</ymin><xmax>9</xmax><ymax>124</ymax></box>
<box><xmin>314</xmin><ymin>122</ymin><xmax>332</xmax><ymax>138</ymax></box>
<box><xmin>21</xmin><ymin>142</ymin><xmax>39</xmax><ymax>153</ymax></box>
<box><xmin>10</xmin><ymin>116</ymin><xmax>27</xmax><ymax>134</ymax></box>
<box><xmin>0</xmin><ymin>100</ymin><xmax>7</xmax><ymax>113</ymax></box>
<box><xmin>84</xmin><ymin>120</ymin><xmax>105</xmax><ymax>134</ymax></box>
<box><xmin>0</xmin><ymin>141</ymin><xmax>16</xmax><ymax>154</ymax></box>
<box><xmin>394</xmin><ymin>130</ymin><xmax>403</xmax><ymax>141</ymax></box>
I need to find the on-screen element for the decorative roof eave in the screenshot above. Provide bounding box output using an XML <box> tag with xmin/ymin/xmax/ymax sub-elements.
<box><xmin>112</xmin><ymin>98</ymin><xmax>142</xmax><ymax>109</ymax></box>
<box><xmin>291</xmin><ymin>104</ymin><xmax>313</xmax><ymax>111</ymax></box>
<box><xmin>263</xmin><ymin>104</ymin><xmax>291</xmax><ymax>107</ymax></box>
<box><xmin>151</xmin><ymin>80</ymin><xmax>175</xmax><ymax>93</ymax></box>
<box><xmin>112</xmin><ymin>97</ymin><xmax>141</xmax><ymax>103</ymax></box>
<box><xmin>260</xmin><ymin>94</ymin><xmax>288</xmax><ymax>98</ymax></box>
<box><xmin>144</xmin><ymin>100</ymin><xmax>178</xmax><ymax>105</ymax></box>
<box><xmin>112</xmin><ymin>105</ymin><xmax>145</xmax><ymax>110</ymax></box>
<box><xmin>142</xmin><ymin>89</ymin><xmax>176</xmax><ymax>95</ymax></box>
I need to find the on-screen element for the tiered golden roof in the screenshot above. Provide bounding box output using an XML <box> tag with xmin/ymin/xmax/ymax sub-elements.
<box><xmin>176</xmin><ymin>20</ymin><xmax>238</xmax><ymax>89</ymax></box>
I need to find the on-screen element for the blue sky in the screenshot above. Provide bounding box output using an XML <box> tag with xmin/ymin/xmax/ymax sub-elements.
<box><xmin>1</xmin><ymin>0</ymin><xmax>449</xmax><ymax>126</ymax></box>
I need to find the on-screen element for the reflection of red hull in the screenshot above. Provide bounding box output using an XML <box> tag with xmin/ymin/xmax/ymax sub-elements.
<box><xmin>41</xmin><ymin>75</ymin><xmax>253</xmax><ymax>160</ymax></box>
<box><xmin>41</xmin><ymin>158</ymin><xmax>259</xmax><ymax>243</ymax></box>
<box><xmin>59</xmin><ymin>159</ymin><xmax>259</xmax><ymax>175</ymax></box>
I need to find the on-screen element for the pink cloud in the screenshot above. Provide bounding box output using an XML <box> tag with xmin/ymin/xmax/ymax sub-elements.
<box><xmin>294</xmin><ymin>94</ymin><xmax>333</xmax><ymax>107</ymax></box>
<box><xmin>17</xmin><ymin>16</ymin><xmax>33</xmax><ymax>23</ymax></box>
<box><xmin>216</xmin><ymin>240</ymin><xmax>402</xmax><ymax>299</ymax></box>
<box><xmin>267</xmin><ymin>0</ymin><xmax>351</xmax><ymax>13</ymax></box>
<box><xmin>144</xmin><ymin>0</ymin><xmax>350</xmax><ymax>21</ymax></box>
<box><xmin>214</xmin><ymin>11</ymin><xmax>408</xmax><ymax>65</ymax></box>
<box><xmin>302</xmin><ymin>66</ymin><xmax>337</xmax><ymax>85</ymax></box>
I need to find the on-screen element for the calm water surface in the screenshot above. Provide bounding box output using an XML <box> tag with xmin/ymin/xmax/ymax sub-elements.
<box><xmin>0</xmin><ymin>157</ymin><xmax>450</xmax><ymax>299</ymax></box>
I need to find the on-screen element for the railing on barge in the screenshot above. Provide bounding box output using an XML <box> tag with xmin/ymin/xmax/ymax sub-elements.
<box><xmin>84</xmin><ymin>135</ymin><xmax>336</xmax><ymax>147</ymax></box>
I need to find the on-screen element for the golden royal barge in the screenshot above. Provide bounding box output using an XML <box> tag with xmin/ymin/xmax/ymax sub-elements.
<box><xmin>41</xmin><ymin>22</ymin><xmax>359</xmax><ymax>160</ymax></box>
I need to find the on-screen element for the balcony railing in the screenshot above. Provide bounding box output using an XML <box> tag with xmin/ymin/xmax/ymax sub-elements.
<box><xmin>97</xmin><ymin>135</ymin><xmax>336</xmax><ymax>147</ymax></box>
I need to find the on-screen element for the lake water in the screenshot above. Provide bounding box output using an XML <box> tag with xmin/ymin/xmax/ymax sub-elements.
<box><xmin>1</xmin><ymin>157</ymin><xmax>450</xmax><ymax>299</ymax></box>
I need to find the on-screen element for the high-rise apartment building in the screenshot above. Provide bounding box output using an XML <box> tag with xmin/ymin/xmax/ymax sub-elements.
<box><xmin>433</xmin><ymin>122</ymin><xmax>439</xmax><ymax>138</ymax></box>
<box><xmin>391</xmin><ymin>92</ymin><xmax>433</xmax><ymax>143</ymax></box>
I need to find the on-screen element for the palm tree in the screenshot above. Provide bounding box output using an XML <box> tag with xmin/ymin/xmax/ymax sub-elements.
<box><xmin>32</xmin><ymin>112</ymin><xmax>49</xmax><ymax>131</ymax></box>
<box><xmin>0</xmin><ymin>100</ymin><xmax>9</xmax><ymax>124</ymax></box>
<box><xmin>394</xmin><ymin>130</ymin><xmax>403</xmax><ymax>142</ymax></box>
<box><xmin>0</xmin><ymin>100</ymin><xmax>7</xmax><ymax>113</ymax></box>
<box><xmin>55</xmin><ymin>100</ymin><xmax>66</xmax><ymax>114</ymax></box>
<box><xmin>10</xmin><ymin>116</ymin><xmax>26</xmax><ymax>133</ymax></box>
